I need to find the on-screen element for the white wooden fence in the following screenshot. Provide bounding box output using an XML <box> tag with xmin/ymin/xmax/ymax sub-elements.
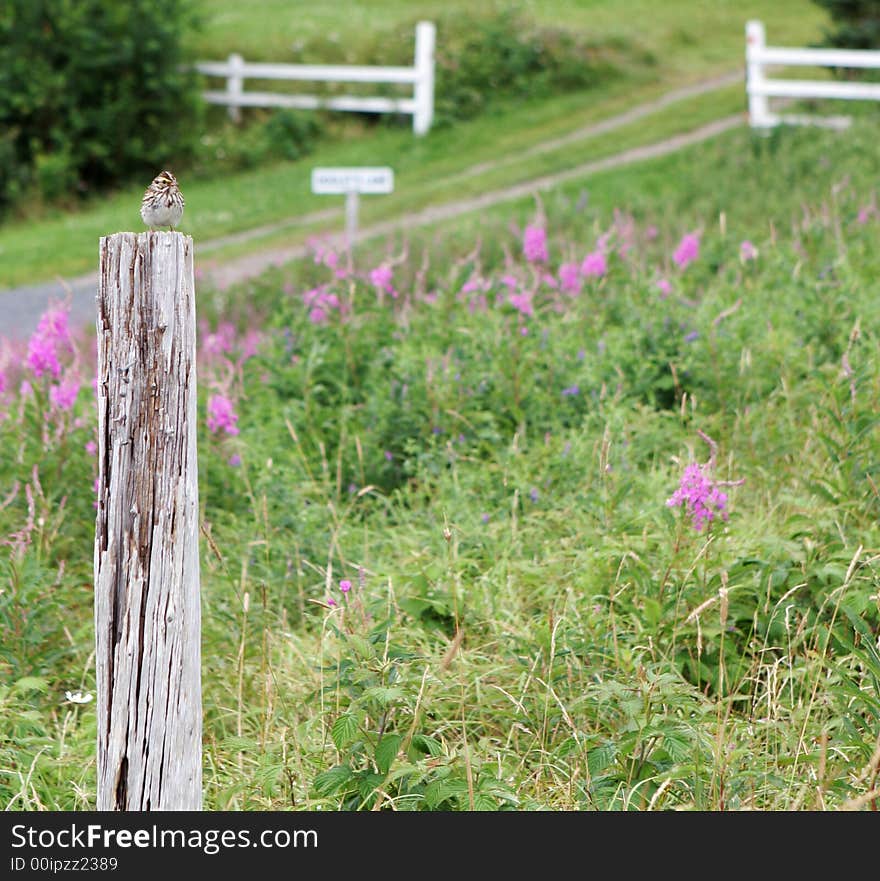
<box><xmin>195</xmin><ymin>21</ymin><xmax>435</xmax><ymax>135</ymax></box>
<box><xmin>746</xmin><ymin>19</ymin><xmax>880</xmax><ymax>129</ymax></box>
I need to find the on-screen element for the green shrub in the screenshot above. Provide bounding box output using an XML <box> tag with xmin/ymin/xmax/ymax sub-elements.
<box><xmin>0</xmin><ymin>0</ymin><xmax>200</xmax><ymax>215</ymax></box>
<box><xmin>813</xmin><ymin>0</ymin><xmax>880</xmax><ymax>48</ymax></box>
<box><xmin>286</xmin><ymin>8</ymin><xmax>630</xmax><ymax>129</ymax></box>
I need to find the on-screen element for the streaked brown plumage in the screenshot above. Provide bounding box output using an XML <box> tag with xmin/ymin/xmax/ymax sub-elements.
<box><xmin>140</xmin><ymin>170</ymin><xmax>184</xmax><ymax>230</ymax></box>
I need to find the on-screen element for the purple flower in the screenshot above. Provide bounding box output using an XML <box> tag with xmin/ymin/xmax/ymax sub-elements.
<box><xmin>26</xmin><ymin>334</ymin><xmax>61</xmax><ymax>379</ymax></box>
<box><xmin>558</xmin><ymin>262</ymin><xmax>583</xmax><ymax>295</ymax></box>
<box><xmin>384</xmin><ymin>450</ymin><xmax>393</xmax><ymax>461</ymax></box>
<box><xmin>85</xmin><ymin>440</ymin><xmax>97</xmax><ymax>456</ymax></box>
<box><xmin>340</xmin><ymin>579</ymin><xmax>352</xmax><ymax>593</ymax></box>
<box><xmin>684</xmin><ymin>330</ymin><xmax>699</xmax><ymax>343</ymax></box>
<box><xmin>581</xmin><ymin>251</ymin><xmax>607</xmax><ymax>278</ymax></box>
<box><xmin>49</xmin><ymin>376</ymin><xmax>80</xmax><ymax>411</ymax></box>
<box><xmin>508</xmin><ymin>290</ymin><xmax>534</xmax><ymax>318</ymax></box>
<box><xmin>370</xmin><ymin>265</ymin><xmax>396</xmax><ymax>297</ymax></box>
<box><xmin>562</xmin><ymin>384</ymin><xmax>580</xmax><ymax>397</ymax></box>
<box><xmin>740</xmin><ymin>240</ymin><xmax>757</xmax><ymax>261</ymax></box>
<box><xmin>666</xmin><ymin>462</ymin><xmax>729</xmax><ymax>532</ymax></box>
<box><xmin>529</xmin><ymin>488</ymin><xmax>539</xmax><ymax>503</ymax></box>
<box><xmin>481</xmin><ymin>513</ymin><xmax>490</xmax><ymax>524</ymax></box>
<box><xmin>207</xmin><ymin>394</ymin><xmax>240</xmax><ymax>436</ymax></box>
<box><xmin>656</xmin><ymin>278</ymin><xmax>672</xmax><ymax>296</ymax></box>
<box><xmin>523</xmin><ymin>225</ymin><xmax>548</xmax><ymax>263</ymax></box>
<box><xmin>673</xmin><ymin>233</ymin><xmax>700</xmax><ymax>270</ymax></box>
<box><xmin>228</xmin><ymin>453</ymin><xmax>242</xmax><ymax>467</ymax></box>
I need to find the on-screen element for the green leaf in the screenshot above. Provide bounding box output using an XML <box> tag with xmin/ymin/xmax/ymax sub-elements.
<box><xmin>346</xmin><ymin>635</ymin><xmax>374</xmax><ymax>660</ymax></box>
<box><xmin>313</xmin><ymin>764</ymin><xmax>353</xmax><ymax>797</ymax></box>
<box><xmin>331</xmin><ymin>713</ymin><xmax>360</xmax><ymax>750</ymax></box>
<box><xmin>587</xmin><ymin>742</ymin><xmax>616</xmax><ymax>777</ymax></box>
<box><xmin>473</xmin><ymin>792</ymin><xmax>498</xmax><ymax>811</ymax></box>
<box><xmin>375</xmin><ymin>733</ymin><xmax>402</xmax><ymax>774</ymax></box>
<box><xmin>362</xmin><ymin>686</ymin><xmax>404</xmax><ymax>707</ymax></box>
<box><xmin>13</xmin><ymin>677</ymin><xmax>49</xmax><ymax>694</ymax></box>
<box><xmin>410</xmin><ymin>734</ymin><xmax>443</xmax><ymax>757</ymax></box>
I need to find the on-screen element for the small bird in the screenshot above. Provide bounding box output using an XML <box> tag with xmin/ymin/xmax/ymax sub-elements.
<box><xmin>140</xmin><ymin>170</ymin><xmax>185</xmax><ymax>231</ymax></box>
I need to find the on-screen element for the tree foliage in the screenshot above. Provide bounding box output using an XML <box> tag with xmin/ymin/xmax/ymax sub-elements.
<box><xmin>813</xmin><ymin>0</ymin><xmax>880</xmax><ymax>48</ymax></box>
<box><xmin>0</xmin><ymin>0</ymin><xmax>200</xmax><ymax>215</ymax></box>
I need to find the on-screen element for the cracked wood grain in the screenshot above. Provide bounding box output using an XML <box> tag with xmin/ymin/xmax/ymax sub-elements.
<box><xmin>95</xmin><ymin>231</ymin><xmax>202</xmax><ymax>811</ymax></box>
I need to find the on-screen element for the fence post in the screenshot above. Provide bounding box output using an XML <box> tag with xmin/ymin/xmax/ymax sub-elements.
<box><xmin>95</xmin><ymin>231</ymin><xmax>202</xmax><ymax>811</ymax></box>
<box><xmin>746</xmin><ymin>20</ymin><xmax>771</xmax><ymax>128</ymax></box>
<box><xmin>345</xmin><ymin>189</ymin><xmax>360</xmax><ymax>245</ymax></box>
<box><xmin>413</xmin><ymin>21</ymin><xmax>435</xmax><ymax>136</ymax></box>
<box><xmin>227</xmin><ymin>53</ymin><xmax>244</xmax><ymax>123</ymax></box>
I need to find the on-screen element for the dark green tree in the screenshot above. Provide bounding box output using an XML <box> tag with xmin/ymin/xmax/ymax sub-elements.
<box><xmin>0</xmin><ymin>0</ymin><xmax>200</xmax><ymax>214</ymax></box>
<box><xmin>813</xmin><ymin>0</ymin><xmax>880</xmax><ymax>48</ymax></box>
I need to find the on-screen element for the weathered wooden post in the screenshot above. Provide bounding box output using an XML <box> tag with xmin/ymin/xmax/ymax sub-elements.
<box><xmin>94</xmin><ymin>231</ymin><xmax>202</xmax><ymax>810</ymax></box>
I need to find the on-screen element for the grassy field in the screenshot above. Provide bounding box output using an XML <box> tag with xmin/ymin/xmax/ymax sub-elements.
<box><xmin>0</xmin><ymin>0</ymin><xmax>827</xmax><ymax>288</ymax></box>
<box><xmin>1</xmin><ymin>112</ymin><xmax>878</xmax><ymax>810</ymax></box>
<box><xmin>191</xmin><ymin>0</ymin><xmax>825</xmax><ymax>71</ymax></box>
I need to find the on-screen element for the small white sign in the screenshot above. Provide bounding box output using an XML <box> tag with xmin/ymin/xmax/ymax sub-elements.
<box><xmin>311</xmin><ymin>167</ymin><xmax>394</xmax><ymax>195</ymax></box>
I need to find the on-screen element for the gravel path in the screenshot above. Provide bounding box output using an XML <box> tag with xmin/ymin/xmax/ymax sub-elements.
<box><xmin>0</xmin><ymin>72</ymin><xmax>743</xmax><ymax>340</ymax></box>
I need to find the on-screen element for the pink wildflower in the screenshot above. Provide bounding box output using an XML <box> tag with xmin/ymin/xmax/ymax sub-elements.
<box><xmin>656</xmin><ymin>278</ymin><xmax>672</xmax><ymax>297</ymax></box>
<box><xmin>207</xmin><ymin>394</ymin><xmax>240</xmax><ymax>436</ymax></box>
<box><xmin>26</xmin><ymin>334</ymin><xmax>61</xmax><ymax>379</ymax></box>
<box><xmin>508</xmin><ymin>291</ymin><xmax>534</xmax><ymax>318</ymax></box>
<box><xmin>340</xmin><ymin>579</ymin><xmax>352</xmax><ymax>593</ymax></box>
<box><xmin>740</xmin><ymin>240</ymin><xmax>757</xmax><ymax>261</ymax></box>
<box><xmin>558</xmin><ymin>262</ymin><xmax>583</xmax><ymax>295</ymax></box>
<box><xmin>523</xmin><ymin>225</ymin><xmax>548</xmax><ymax>263</ymax></box>
<box><xmin>49</xmin><ymin>376</ymin><xmax>80</xmax><ymax>411</ymax></box>
<box><xmin>581</xmin><ymin>251</ymin><xmax>607</xmax><ymax>278</ymax></box>
<box><xmin>673</xmin><ymin>233</ymin><xmax>700</xmax><ymax>270</ymax></box>
<box><xmin>85</xmin><ymin>440</ymin><xmax>97</xmax><ymax>456</ymax></box>
<box><xmin>370</xmin><ymin>265</ymin><xmax>395</xmax><ymax>296</ymax></box>
<box><xmin>666</xmin><ymin>462</ymin><xmax>728</xmax><ymax>532</ymax></box>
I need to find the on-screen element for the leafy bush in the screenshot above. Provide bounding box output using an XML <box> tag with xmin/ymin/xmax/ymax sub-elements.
<box><xmin>813</xmin><ymin>0</ymin><xmax>880</xmax><ymax>48</ymax></box>
<box><xmin>194</xmin><ymin>110</ymin><xmax>324</xmax><ymax>175</ymax></box>
<box><xmin>286</xmin><ymin>8</ymin><xmax>631</xmax><ymax>129</ymax></box>
<box><xmin>0</xmin><ymin>0</ymin><xmax>200</xmax><ymax>215</ymax></box>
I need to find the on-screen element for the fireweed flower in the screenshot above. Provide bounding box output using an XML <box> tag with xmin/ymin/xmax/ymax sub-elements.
<box><xmin>667</xmin><ymin>463</ymin><xmax>727</xmax><ymax>531</ymax></box>
<box><xmin>667</xmin><ymin>432</ymin><xmax>743</xmax><ymax>532</ymax></box>
<box><xmin>523</xmin><ymin>225</ymin><xmax>548</xmax><ymax>263</ymax></box>
<box><xmin>656</xmin><ymin>278</ymin><xmax>672</xmax><ymax>296</ymax></box>
<box><xmin>26</xmin><ymin>334</ymin><xmax>61</xmax><ymax>379</ymax></box>
<box><xmin>508</xmin><ymin>290</ymin><xmax>534</xmax><ymax>318</ymax></box>
<box><xmin>207</xmin><ymin>394</ymin><xmax>240</xmax><ymax>436</ymax></box>
<box><xmin>581</xmin><ymin>250</ymin><xmax>607</xmax><ymax>279</ymax></box>
<box><xmin>673</xmin><ymin>232</ymin><xmax>700</xmax><ymax>270</ymax></box>
<box><xmin>49</xmin><ymin>376</ymin><xmax>80</xmax><ymax>411</ymax></box>
<box><xmin>558</xmin><ymin>262</ymin><xmax>583</xmax><ymax>295</ymax></box>
<box><xmin>370</xmin><ymin>265</ymin><xmax>396</xmax><ymax>297</ymax></box>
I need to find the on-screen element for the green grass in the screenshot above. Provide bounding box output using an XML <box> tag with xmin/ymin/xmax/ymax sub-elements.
<box><xmin>2</xmin><ymin>116</ymin><xmax>879</xmax><ymax>810</ymax></box>
<box><xmin>190</xmin><ymin>0</ymin><xmax>825</xmax><ymax>70</ymax></box>
<box><xmin>0</xmin><ymin>0</ymin><xmax>827</xmax><ymax>289</ymax></box>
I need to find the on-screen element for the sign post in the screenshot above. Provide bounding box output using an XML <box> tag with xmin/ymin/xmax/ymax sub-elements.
<box><xmin>311</xmin><ymin>167</ymin><xmax>394</xmax><ymax>245</ymax></box>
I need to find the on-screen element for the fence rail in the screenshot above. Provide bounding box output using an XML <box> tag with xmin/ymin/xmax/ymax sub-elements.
<box><xmin>195</xmin><ymin>21</ymin><xmax>435</xmax><ymax>135</ymax></box>
<box><xmin>746</xmin><ymin>20</ymin><xmax>880</xmax><ymax>129</ymax></box>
